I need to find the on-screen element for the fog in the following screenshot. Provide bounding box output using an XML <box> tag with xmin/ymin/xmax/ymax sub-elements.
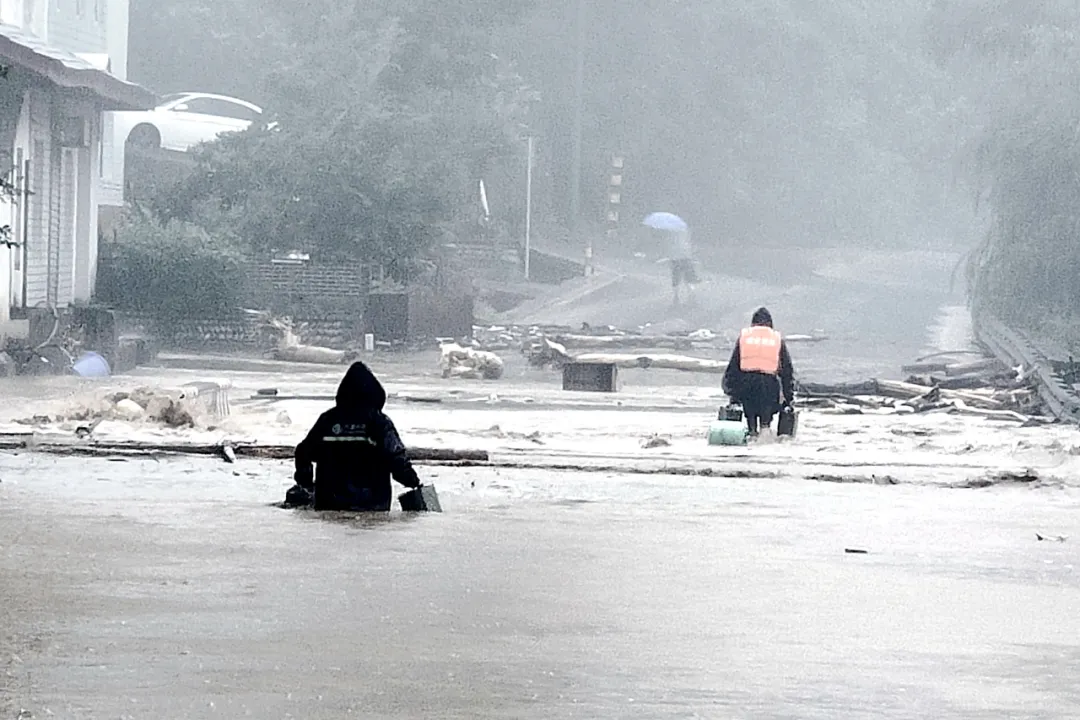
<box><xmin>112</xmin><ymin>0</ymin><xmax>1080</xmax><ymax>337</ymax></box>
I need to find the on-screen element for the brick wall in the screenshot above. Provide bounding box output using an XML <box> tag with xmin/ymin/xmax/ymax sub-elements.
<box><xmin>117</xmin><ymin>311</ymin><xmax>365</xmax><ymax>353</ymax></box>
<box><xmin>243</xmin><ymin>258</ymin><xmax>376</xmax><ymax>314</ymax></box>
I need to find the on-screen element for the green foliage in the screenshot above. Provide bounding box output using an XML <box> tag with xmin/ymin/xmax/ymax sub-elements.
<box><xmin>96</xmin><ymin>210</ymin><xmax>246</xmax><ymax>320</ymax></box>
<box><xmin>136</xmin><ymin>0</ymin><xmax>534</xmax><ymax>267</ymax></box>
<box><xmin>130</xmin><ymin>0</ymin><xmax>965</xmax><ymax>256</ymax></box>
<box><xmin>939</xmin><ymin>1</ymin><xmax>1080</xmax><ymax>327</ymax></box>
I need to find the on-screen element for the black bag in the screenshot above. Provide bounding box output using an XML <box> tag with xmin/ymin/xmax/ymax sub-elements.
<box><xmin>777</xmin><ymin>406</ymin><xmax>799</xmax><ymax>437</ymax></box>
<box><xmin>718</xmin><ymin>403</ymin><xmax>744</xmax><ymax>422</ymax></box>
<box><xmin>283</xmin><ymin>484</ymin><xmax>314</xmax><ymax>508</ymax></box>
<box><xmin>399</xmin><ymin>484</ymin><xmax>442</xmax><ymax>513</ymax></box>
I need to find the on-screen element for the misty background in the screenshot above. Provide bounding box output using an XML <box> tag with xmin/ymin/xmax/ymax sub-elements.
<box><xmin>112</xmin><ymin>0</ymin><xmax>1079</xmax><ymax>339</ymax></box>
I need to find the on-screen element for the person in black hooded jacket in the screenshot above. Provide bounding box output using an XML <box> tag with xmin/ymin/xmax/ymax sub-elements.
<box><xmin>722</xmin><ymin>307</ymin><xmax>795</xmax><ymax>436</ymax></box>
<box><xmin>293</xmin><ymin>361</ymin><xmax>421</xmax><ymax>511</ymax></box>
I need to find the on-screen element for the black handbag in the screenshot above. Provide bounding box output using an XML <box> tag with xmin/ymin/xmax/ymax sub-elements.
<box><xmin>399</xmin><ymin>484</ymin><xmax>443</xmax><ymax>513</ymax></box>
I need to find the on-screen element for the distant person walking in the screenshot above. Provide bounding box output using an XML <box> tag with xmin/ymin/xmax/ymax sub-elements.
<box><xmin>669</xmin><ymin>227</ymin><xmax>697</xmax><ymax>307</ymax></box>
<box><xmin>642</xmin><ymin>212</ymin><xmax>697</xmax><ymax>307</ymax></box>
<box><xmin>722</xmin><ymin>307</ymin><xmax>795</xmax><ymax>437</ymax></box>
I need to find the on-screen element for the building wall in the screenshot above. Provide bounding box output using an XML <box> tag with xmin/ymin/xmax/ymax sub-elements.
<box><xmin>18</xmin><ymin>84</ymin><xmax>100</xmax><ymax>310</ymax></box>
<box><xmin>99</xmin><ymin>0</ymin><xmax>129</xmax><ymax>208</ymax></box>
<box><xmin>45</xmin><ymin>0</ymin><xmax>107</xmax><ymax>53</ymax></box>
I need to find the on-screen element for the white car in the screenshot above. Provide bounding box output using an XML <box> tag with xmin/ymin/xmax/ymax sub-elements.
<box><xmin>111</xmin><ymin>92</ymin><xmax>264</xmax><ymax>152</ymax></box>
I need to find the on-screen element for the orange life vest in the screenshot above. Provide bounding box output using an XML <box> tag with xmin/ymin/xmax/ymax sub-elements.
<box><xmin>739</xmin><ymin>326</ymin><xmax>782</xmax><ymax>374</ymax></box>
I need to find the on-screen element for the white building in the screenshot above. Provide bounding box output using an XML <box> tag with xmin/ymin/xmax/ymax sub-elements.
<box><xmin>0</xmin><ymin>0</ymin><xmax>152</xmax><ymax>341</ymax></box>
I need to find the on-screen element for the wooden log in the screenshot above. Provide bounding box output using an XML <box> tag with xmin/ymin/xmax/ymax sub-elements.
<box><xmin>874</xmin><ymin>379</ymin><xmax>1005</xmax><ymax>410</ymax></box>
<box><xmin>274</xmin><ymin>345</ymin><xmax>348</xmax><ymax>364</ymax></box>
<box><xmin>930</xmin><ymin>371</ymin><xmax>1019</xmax><ymax>391</ymax></box>
<box><xmin>0</xmin><ymin>437</ymin><xmax>488</xmax><ymax>463</ymax></box>
<box><xmin>948</xmin><ymin>400</ymin><xmax>1035</xmax><ymax>423</ymax></box>
<box><xmin>552</xmin><ymin>334</ymin><xmax>693</xmax><ymax>350</ymax></box>
<box><xmin>785</xmin><ymin>334</ymin><xmax>828</xmax><ymax>343</ymax></box>
<box><xmin>944</xmin><ymin>358</ymin><xmax>1004</xmax><ymax>377</ymax></box>
<box><xmin>572</xmin><ymin>352</ymin><xmax>727</xmax><ymax>374</ymax></box>
<box><xmin>799</xmin><ymin>381</ymin><xmax>881</xmax><ymax>396</ymax></box>
<box><xmin>901</xmin><ymin>361</ymin><xmax>950</xmax><ymax>374</ymax></box>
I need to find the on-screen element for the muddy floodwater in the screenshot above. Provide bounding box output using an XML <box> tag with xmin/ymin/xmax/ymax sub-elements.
<box><xmin>3</xmin><ymin>261</ymin><xmax>1080</xmax><ymax>718</ymax></box>
<box><xmin>2</xmin><ymin>454</ymin><xmax>1080</xmax><ymax>719</ymax></box>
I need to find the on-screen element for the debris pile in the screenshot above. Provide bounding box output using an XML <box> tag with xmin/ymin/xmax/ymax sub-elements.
<box><xmin>244</xmin><ymin>310</ymin><xmax>357</xmax><ymax>365</ymax></box>
<box><xmin>439</xmin><ymin>342</ymin><xmax>505</xmax><ymax>380</ymax></box>
<box><xmin>14</xmin><ymin>382</ymin><xmax>233</xmax><ymax>431</ymax></box>
<box><xmin>798</xmin><ymin>352</ymin><xmax>1046</xmax><ymax>424</ymax></box>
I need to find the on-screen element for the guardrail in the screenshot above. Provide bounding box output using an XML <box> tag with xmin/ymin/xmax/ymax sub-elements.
<box><xmin>972</xmin><ymin>310</ymin><xmax>1080</xmax><ymax>423</ymax></box>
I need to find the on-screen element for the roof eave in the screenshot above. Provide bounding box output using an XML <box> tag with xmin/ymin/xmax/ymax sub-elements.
<box><xmin>0</xmin><ymin>33</ymin><xmax>157</xmax><ymax>111</ymax></box>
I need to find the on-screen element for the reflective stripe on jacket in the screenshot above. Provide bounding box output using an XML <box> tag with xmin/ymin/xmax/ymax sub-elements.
<box><xmin>738</xmin><ymin>326</ymin><xmax>782</xmax><ymax>374</ymax></box>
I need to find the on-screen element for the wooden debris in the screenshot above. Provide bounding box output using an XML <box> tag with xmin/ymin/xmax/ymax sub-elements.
<box><xmin>573</xmin><ymin>352</ymin><xmax>727</xmax><ymax>374</ymax></box>
<box><xmin>785</xmin><ymin>334</ymin><xmax>828</xmax><ymax>343</ymax></box>
<box><xmin>244</xmin><ymin>310</ymin><xmax>352</xmax><ymax>365</ymax></box>
<box><xmin>552</xmin><ymin>334</ymin><xmax>694</xmax><ymax>350</ymax></box>
<box><xmin>0</xmin><ymin>436</ymin><xmax>489</xmax><ymax>464</ymax></box>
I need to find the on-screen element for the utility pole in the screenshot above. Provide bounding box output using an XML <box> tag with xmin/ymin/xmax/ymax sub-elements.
<box><xmin>524</xmin><ymin>136</ymin><xmax>533</xmax><ymax>281</ymax></box>
<box><xmin>607</xmin><ymin>153</ymin><xmax>622</xmax><ymax>251</ymax></box>
<box><xmin>571</xmin><ymin>0</ymin><xmax>588</xmax><ymax>275</ymax></box>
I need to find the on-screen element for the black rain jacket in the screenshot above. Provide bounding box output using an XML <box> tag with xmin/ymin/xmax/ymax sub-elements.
<box><xmin>294</xmin><ymin>362</ymin><xmax>420</xmax><ymax>511</ymax></box>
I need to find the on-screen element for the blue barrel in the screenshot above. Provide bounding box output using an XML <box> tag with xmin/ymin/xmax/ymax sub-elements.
<box><xmin>72</xmin><ymin>351</ymin><xmax>111</xmax><ymax>378</ymax></box>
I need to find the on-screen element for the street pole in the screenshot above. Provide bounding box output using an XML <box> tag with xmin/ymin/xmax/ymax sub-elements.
<box><xmin>524</xmin><ymin>135</ymin><xmax>533</xmax><ymax>282</ymax></box>
<box><xmin>571</xmin><ymin>0</ymin><xmax>588</xmax><ymax>275</ymax></box>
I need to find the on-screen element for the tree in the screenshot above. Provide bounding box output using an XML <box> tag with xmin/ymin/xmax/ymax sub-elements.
<box><xmin>142</xmin><ymin>0</ymin><xmax>535</xmax><ymax>270</ymax></box>
<box><xmin>934</xmin><ymin>0</ymin><xmax>1080</xmax><ymax>327</ymax></box>
<box><xmin>131</xmin><ymin>0</ymin><xmax>964</xmax><ymax>259</ymax></box>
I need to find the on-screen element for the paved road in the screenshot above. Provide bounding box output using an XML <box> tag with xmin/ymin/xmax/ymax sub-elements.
<box><xmin>506</xmin><ymin>248</ymin><xmax>963</xmax><ymax>383</ymax></box>
<box><xmin>2</xmin><ymin>455</ymin><xmax>1079</xmax><ymax>719</ymax></box>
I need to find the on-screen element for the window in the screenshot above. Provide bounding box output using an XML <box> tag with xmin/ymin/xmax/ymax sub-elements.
<box><xmin>174</xmin><ymin>97</ymin><xmax>262</xmax><ymax>122</ymax></box>
<box><xmin>94</xmin><ymin>0</ymin><xmax>102</xmax><ymax>21</ymax></box>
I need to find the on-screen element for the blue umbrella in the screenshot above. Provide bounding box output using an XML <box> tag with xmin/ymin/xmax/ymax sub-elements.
<box><xmin>642</xmin><ymin>212</ymin><xmax>688</xmax><ymax>232</ymax></box>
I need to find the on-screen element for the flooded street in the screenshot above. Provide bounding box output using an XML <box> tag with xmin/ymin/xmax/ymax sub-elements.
<box><xmin>2</xmin><ymin>455</ymin><xmax>1080</xmax><ymax>718</ymax></box>
<box><xmin>4</xmin><ymin>263</ymin><xmax>1080</xmax><ymax>718</ymax></box>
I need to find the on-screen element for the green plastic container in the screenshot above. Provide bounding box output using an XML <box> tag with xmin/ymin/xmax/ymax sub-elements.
<box><xmin>707</xmin><ymin>420</ymin><xmax>749</xmax><ymax>446</ymax></box>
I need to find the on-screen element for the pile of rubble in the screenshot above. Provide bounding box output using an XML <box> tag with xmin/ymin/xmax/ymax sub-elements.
<box><xmin>14</xmin><ymin>382</ymin><xmax>232</xmax><ymax>431</ymax></box>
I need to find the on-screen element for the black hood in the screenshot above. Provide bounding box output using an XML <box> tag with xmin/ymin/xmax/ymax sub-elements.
<box><xmin>751</xmin><ymin>307</ymin><xmax>773</xmax><ymax>327</ymax></box>
<box><xmin>335</xmin><ymin>361</ymin><xmax>387</xmax><ymax>410</ymax></box>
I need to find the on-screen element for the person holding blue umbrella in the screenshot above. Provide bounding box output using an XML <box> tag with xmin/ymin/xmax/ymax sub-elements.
<box><xmin>643</xmin><ymin>212</ymin><xmax>697</xmax><ymax>307</ymax></box>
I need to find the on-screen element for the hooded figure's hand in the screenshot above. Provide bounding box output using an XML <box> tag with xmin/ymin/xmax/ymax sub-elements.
<box><xmin>294</xmin><ymin>466</ymin><xmax>314</xmax><ymax>490</ymax></box>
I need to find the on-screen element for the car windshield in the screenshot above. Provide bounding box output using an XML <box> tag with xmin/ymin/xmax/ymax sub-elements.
<box><xmin>156</xmin><ymin>93</ymin><xmax>191</xmax><ymax>108</ymax></box>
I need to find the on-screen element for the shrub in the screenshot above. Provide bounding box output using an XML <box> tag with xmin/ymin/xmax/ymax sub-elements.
<box><xmin>97</xmin><ymin>210</ymin><xmax>246</xmax><ymax>322</ymax></box>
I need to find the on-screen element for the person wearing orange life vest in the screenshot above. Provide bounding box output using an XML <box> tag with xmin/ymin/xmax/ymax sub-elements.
<box><xmin>722</xmin><ymin>307</ymin><xmax>795</xmax><ymax>436</ymax></box>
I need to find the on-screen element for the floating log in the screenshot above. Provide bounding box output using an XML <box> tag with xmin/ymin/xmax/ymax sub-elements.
<box><xmin>572</xmin><ymin>352</ymin><xmax>727</xmax><ymax>374</ymax></box>
<box><xmin>943</xmin><ymin>358</ymin><xmax>1005</xmax><ymax>377</ymax></box>
<box><xmin>914</xmin><ymin>350</ymin><xmax>986</xmax><ymax>363</ymax></box>
<box><xmin>948</xmin><ymin>400</ymin><xmax>1036</xmax><ymax>423</ymax></box>
<box><xmin>0</xmin><ymin>436</ymin><xmax>488</xmax><ymax>463</ymax></box>
<box><xmin>874</xmin><ymin>379</ymin><xmax>1005</xmax><ymax>410</ymax></box>
<box><xmin>785</xmin><ymin>334</ymin><xmax>828</xmax><ymax>343</ymax></box>
<box><xmin>552</xmin><ymin>334</ymin><xmax>694</xmax><ymax>350</ymax></box>
<box><xmin>901</xmin><ymin>361</ymin><xmax>950</xmax><ymax>374</ymax></box>
<box><xmin>799</xmin><ymin>381</ymin><xmax>880</xmax><ymax>396</ymax></box>
<box><xmin>274</xmin><ymin>345</ymin><xmax>349</xmax><ymax>364</ymax></box>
